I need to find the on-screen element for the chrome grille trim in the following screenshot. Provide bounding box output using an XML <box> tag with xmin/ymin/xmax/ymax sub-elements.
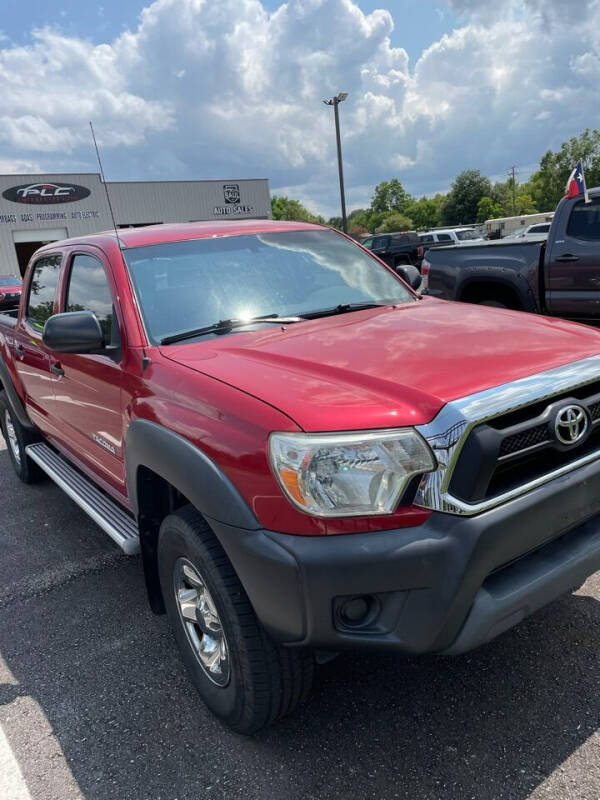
<box><xmin>414</xmin><ymin>354</ymin><xmax>600</xmax><ymax>516</ymax></box>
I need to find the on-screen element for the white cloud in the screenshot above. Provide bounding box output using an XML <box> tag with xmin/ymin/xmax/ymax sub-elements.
<box><xmin>0</xmin><ymin>0</ymin><xmax>599</xmax><ymax>216</ymax></box>
<box><xmin>0</xmin><ymin>158</ymin><xmax>42</xmax><ymax>173</ymax></box>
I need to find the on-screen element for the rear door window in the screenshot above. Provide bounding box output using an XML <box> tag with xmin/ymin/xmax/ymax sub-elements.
<box><xmin>372</xmin><ymin>236</ymin><xmax>390</xmax><ymax>249</ymax></box>
<box><xmin>437</xmin><ymin>234</ymin><xmax>452</xmax><ymax>242</ymax></box>
<box><xmin>567</xmin><ymin>198</ymin><xmax>600</xmax><ymax>240</ymax></box>
<box><xmin>27</xmin><ymin>255</ymin><xmax>61</xmax><ymax>331</ymax></box>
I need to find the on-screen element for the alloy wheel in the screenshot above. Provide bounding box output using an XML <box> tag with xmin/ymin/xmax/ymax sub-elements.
<box><xmin>173</xmin><ymin>557</ymin><xmax>230</xmax><ymax>687</ymax></box>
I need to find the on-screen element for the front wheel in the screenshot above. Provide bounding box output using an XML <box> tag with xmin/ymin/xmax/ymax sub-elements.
<box><xmin>475</xmin><ymin>299</ymin><xmax>508</xmax><ymax>308</ymax></box>
<box><xmin>0</xmin><ymin>392</ymin><xmax>43</xmax><ymax>483</ymax></box>
<box><xmin>158</xmin><ymin>506</ymin><xmax>314</xmax><ymax>734</ymax></box>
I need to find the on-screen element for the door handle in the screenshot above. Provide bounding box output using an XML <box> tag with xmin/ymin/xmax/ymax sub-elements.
<box><xmin>555</xmin><ymin>254</ymin><xmax>580</xmax><ymax>262</ymax></box>
<box><xmin>15</xmin><ymin>343</ymin><xmax>24</xmax><ymax>359</ymax></box>
<box><xmin>50</xmin><ymin>363</ymin><xmax>64</xmax><ymax>377</ymax></box>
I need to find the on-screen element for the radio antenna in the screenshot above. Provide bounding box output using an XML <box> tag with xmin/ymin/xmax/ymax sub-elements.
<box><xmin>89</xmin><ymin>121</ymin><xmax>121</xmax><ymax>248</ymax></box>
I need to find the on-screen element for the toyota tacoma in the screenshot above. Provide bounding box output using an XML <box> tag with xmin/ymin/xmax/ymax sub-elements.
<box><xmin>1</xmin><ymin>219</ymin><xmax>600</xmax><ymax>733</ymax></box>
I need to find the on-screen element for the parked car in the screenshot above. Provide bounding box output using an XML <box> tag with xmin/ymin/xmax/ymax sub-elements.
<box><xmin>0</xmin><ymin>276</ymin><xmax>22</xmax><ymax>310</ymax></box>
<box><xmin>3</xmin><ymin>219</ymin><xmax>600</xmax><ymax>734</ymax></box>
<box><xmin>421</xmin><ymin>188</ymin><xmax>600</xmax><ymax>318</ymax></box>
<box><xmin>503</xmin><ymin>222</ymin><xmax>551</xmax><ymax>239</ymax></box>
<box><xmin>361</xmin><ymin>231</ymin><xmax>424</xmax><ymax>268</ymax></box>
<box><xmin>419</xmin><ymin>228</ymin><xmax>483</xmax><ymax>246</ymax></box>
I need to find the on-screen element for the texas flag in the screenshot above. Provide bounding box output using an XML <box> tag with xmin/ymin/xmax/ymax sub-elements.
<box><xmin>565</xmin><ymin>161</ymin><xmax>590</xmax><ymax>202</ymax></box>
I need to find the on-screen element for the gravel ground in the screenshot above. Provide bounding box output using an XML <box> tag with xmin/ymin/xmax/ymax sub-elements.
<box><xmin>0</xmin><ymin>437</ymin><xmax>599</xmax><ymax>800</ymax></box>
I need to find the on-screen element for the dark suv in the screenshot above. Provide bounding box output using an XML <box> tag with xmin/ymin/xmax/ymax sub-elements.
<box><xmin>361</xmin><ymin>231</ymin><xmax>424</xmax><ymax>269</ymax></box>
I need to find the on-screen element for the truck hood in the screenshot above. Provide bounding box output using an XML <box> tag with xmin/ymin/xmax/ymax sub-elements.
<box><xmin>160</xmin><ymin>297</ymin><xmax>600</xmax><ymax>431</ymax></box>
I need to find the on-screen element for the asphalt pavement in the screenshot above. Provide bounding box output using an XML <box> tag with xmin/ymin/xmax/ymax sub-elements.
<box><xmin>0</xmin><ymin>436</ymin><xmax>599</xmax><ymax>800</ymax></box>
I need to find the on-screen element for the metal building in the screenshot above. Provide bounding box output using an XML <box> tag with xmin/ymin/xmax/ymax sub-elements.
<box><xmin>0</xmin><ymin>173</ymin><xmax>271</xmax><ymax>277</ymax></box>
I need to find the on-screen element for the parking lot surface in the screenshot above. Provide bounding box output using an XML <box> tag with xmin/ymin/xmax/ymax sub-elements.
<box><xmin>0</xmin><ymin>437</ymin><xmax>599</xmax><ymax>800</ymax></box>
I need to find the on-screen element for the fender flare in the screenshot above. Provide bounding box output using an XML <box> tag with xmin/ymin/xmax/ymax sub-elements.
<box><xmin>125</xmin><ymin>419</ymin><xmax>260</xmax><ymax>530</ymax></box>
<box><xmin>0</xmin><ymin>354</ymin><xmax>35</xmax><ymax>430</ymax></box>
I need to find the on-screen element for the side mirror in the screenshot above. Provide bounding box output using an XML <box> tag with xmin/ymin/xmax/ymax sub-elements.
<box><xmin>43</xmin><ymin>311</ymin><xmax>105</xmax><ymax>354</ymax></box>
<box><xmin>395</xmin><ymin>264</ymin><xmax>422</xmax><ymax>291</ymax></box>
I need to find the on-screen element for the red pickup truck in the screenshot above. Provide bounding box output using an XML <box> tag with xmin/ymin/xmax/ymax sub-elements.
<box><xmin>0</xmin><ymin>275</ymin><xmax>22</xmax><ymax>311</ymax></box>
<box><xmin>2</xmin><ymin>220</ymin><xmax>600</xmax><ymax>733</ymax></box>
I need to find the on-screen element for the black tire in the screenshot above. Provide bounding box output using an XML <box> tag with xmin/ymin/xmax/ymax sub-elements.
<box><xmin>158</xmin><ymin>505</ymin><xmax>314</xmax><ymax>734</ymax></box>
<box><xmin>476</xmin><ymin>299</ymin><xmax>508</xmax><ymax>308</ymax></box>
<box><xmin>0</xmin><ymin>391</ymin><xmax>43</xmax><ymax>483</ymax></box>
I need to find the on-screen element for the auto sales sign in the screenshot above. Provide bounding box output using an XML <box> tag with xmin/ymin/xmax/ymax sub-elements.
<box><xmin>2</xmin><ymin>183</ymin><xmax>91</xmax><ymax>204</ymax></box>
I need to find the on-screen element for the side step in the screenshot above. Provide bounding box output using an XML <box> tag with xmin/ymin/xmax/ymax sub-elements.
<box><xmin>26</xmin><ymin>443</ymin><xmax>140</xmax><ymax>555</ymax></box>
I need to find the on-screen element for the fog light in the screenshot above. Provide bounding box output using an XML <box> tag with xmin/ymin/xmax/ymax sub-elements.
<box><xmin>341</xmin><ymin>596</ymin><xmax>369</xmax><ymax>624</ymax></box>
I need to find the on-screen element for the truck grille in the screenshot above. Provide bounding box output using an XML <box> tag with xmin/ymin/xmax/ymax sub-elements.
<box><xmin>498</xmin><ymin>423</ymin><xmax>548</xmax><ymax>457</ymax></box>
<box><xmin>448</xmin><ymin>380</ymin><xmax>600</xmax><ymax>504</ymax></box>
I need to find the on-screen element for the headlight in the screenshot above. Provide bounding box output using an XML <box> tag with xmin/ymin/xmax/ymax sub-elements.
<box><xmin>269</xmin><ymin>429</ymin><xmax>436</xmax><ymax>518</ymax></box>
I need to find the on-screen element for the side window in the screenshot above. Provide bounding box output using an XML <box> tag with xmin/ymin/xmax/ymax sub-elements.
<box><xmin>66</xmin><ymin>254</ymin><xmax>118</xmax><ymax>345</ymax></box>
<box><xmin>27</xmin><ymin>256</ymin><xmax>61</xmax><ymax>331</ymax></box>
<box><xmin>362</xmin><ymin>238</ymin><xmax>373</xmax><ymax>249</ymax></box>
<box><xmin>437</xmin><ymin>233</ymin><xmax>452</xmax><ymax>242</ymax></box>
<box><xmin>420</xmin><ymin>235</ymin><xmax>434</xmax><ymax>243</ymax></box>
<box><xmin>567</xmin><ymin>198</ymin><xmax>600</xmax><ymax>241</ymax></box>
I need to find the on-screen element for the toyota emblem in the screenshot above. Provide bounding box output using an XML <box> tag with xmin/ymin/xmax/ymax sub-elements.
<box><xmin>554</xmin><ymin>404</ymin><xmax>588</xmax><ymax>445</ymax></box>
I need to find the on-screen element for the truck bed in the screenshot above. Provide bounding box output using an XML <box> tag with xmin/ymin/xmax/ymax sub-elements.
<box><xmin>424</xmin><ymin>238</ymin><xmax>546</xmax><ymax>311</ymax></box>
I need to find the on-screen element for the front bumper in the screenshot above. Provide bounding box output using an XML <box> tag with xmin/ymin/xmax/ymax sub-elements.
<box><xmin>0</xmin><ymin>297</ymin><xmax>20</xmax><ymax>311</ymax></box>
<box><xmin>211</xmin><ymin>457</ymin><xmax>600</xmax><ymax>655</ymax></box>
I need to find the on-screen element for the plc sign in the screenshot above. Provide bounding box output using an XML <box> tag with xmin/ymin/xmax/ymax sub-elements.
<box><xmin>2</xmin><ymin>183</ymin><xmax>91</xmax><ymax>205</ymax></box>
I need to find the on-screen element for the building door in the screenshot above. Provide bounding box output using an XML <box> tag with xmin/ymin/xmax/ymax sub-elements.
<box><xmin>12</xmin><ymin>229</ymin><xmax>68</xmax><ymax>277</ymax></box>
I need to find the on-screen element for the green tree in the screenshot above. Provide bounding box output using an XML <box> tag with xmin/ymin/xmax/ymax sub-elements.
<box><xmin>404</xmin><ymin>197</ymin><xmax>441</xmax><ymax>229</ymax></box>
<box><xmin>375</xmin><ymin>212</ymin><xmax>414</xmax><ymax>233</ymax></box>
<box><xmin>271</xmin><ymin>195</ymin><xmax>323</xmax><ymax>223</ymax></box>
<box><xmin>477</xmin><ymin>196</ymin><xmax>503</xmax><ymax>222</ymax></box>
<box><xmin>529</xmin><ymin>128</ymin><xmax>600</xmax><ymax>211</ymax></box>
<box><xmin>489</xmin><ymin>181</ymin><xmax>511</xmax><ymax>215</ymax></box>
<box><xmin>442</xmin><ymin>169</ymin><xmax>492</xmax><ymax>226</ymax></box>
<box><xmin>516</xmin><ymin>190</ymin><xmax>537</xmax><ymax>215</ymax></box>
<box><xmin>348</xmin><ymin>224</ymin><xmax>369</xmax><ymax>240</ymax></box>
<box><xmin>370</xmin><ymin>178</ymin><xmax>412</xmax><ymax>214</ymax></box>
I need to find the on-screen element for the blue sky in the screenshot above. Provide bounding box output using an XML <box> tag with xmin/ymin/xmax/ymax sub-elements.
<box><xmin>0</xmin><ymin>0</ymin><xmax>598</xmax><ymax>217</ymax></box>
<box><xmin>1</xmin><ymin>1</ymin><xmax>461</xmax><ymax>62</ymax></box>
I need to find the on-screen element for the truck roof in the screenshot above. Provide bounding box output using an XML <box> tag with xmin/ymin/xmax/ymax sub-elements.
<box><xmin>35</xmin><ymin>219</ymin><xmax>326</xmax><ymax>253</ymax></box>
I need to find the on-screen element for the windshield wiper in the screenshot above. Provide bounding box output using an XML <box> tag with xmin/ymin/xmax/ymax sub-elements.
<box><xmin>160</xmin><ymin>314</ymin><xmax>304</xmax><ymax>345</ymax></box>
<box><xmin>298</xmin><ymin>302</ymin><xmax>387</xmax><ymax>320</ymax></box>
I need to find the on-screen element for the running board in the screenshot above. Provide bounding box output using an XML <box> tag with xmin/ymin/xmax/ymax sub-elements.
<box><xmin>26</xmin><ymin>443</ymin><xmax>140</xmax><ymax>555</ymax></box>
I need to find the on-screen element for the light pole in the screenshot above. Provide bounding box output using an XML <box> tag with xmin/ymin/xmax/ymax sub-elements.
<box><xmin>323</xmin><ymin>92</ymin><xmax>348</xmax><ymax>233</ymax></box>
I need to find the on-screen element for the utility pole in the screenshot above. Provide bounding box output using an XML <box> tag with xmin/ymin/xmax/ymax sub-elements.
<box><xmin>323</xmin><ymin>92</ymin><xmax>348</xmax><ymax>233</ymax></box>
<box><xmin>509</xmin><ymin>165</ymin><xmax>518</xmax><ymax>215</ymax></box>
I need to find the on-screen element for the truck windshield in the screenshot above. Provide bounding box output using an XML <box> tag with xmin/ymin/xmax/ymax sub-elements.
<box><xmin>124</xmin><ymin>229</ymin><xmax>416</xmax><ymax>344</ymax></box>
<box><xmin>0</xmin><ymin>277</ymin><xmax>20</xmax><ymax>286</ymax></box>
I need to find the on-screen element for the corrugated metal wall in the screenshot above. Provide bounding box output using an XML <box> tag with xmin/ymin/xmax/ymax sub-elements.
<box><xmin>0</xmin><ymin>173</ymin><xmax>271</xmax><ymax>277</ymax></box>
<box><xmin>109</xmin><ymin>179</ymin><xmax>271</xmax><ymax>226</ymax></box>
